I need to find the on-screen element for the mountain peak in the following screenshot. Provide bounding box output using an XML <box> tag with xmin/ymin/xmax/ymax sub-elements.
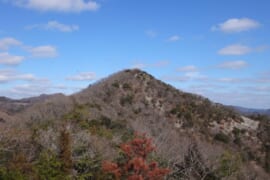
<box><xmin>0</xmin><ymin>69</ymin><xmax>270</xmax><ymax>179</ymax></box>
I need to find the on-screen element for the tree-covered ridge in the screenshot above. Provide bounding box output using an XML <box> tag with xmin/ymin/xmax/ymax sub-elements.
<box><xmin>0</xmin><ymin>69</ymin><xmax>269</xmax><ymax>179</ymax></box>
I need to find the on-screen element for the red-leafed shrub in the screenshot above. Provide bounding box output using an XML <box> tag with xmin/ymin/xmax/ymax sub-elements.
<box><xmin>102</xmin><ymin>133</ymin><xmax>170</xmax><ymax>180</ymax></box>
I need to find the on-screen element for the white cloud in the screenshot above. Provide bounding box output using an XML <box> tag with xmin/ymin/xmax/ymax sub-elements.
<box><xmin>244</xmin><ymin>86</ymin><xmax>270</xmax><ymax>93</ymax></box>
<box><xmin>217</xmin><ymin>78</ymin><xmax>243</xmax><ymax>83</ymax></box>
<box><xmin>161</xmin><ymin>76</ymin><xmax>189</xmax><ymax>82</ymax></box>
<box><xmin>26</xmin><ymin>20</ymin><xmax>79</xmax><ymax>32</ymax></box>
<box><xmin>28</xmin><ymin>45</ymin><xmax>57</xmax><ymax>58</ymax></box>
<box><xmin>132</xmin><ymin>63</ymin><xmax>146</xmax><ymax>69</ymax></box>
<box><xmin>162</xmin><ymin>71</ymin><xmax>207</xmax><ymax>83</ymax></box>
<box><xmin>13</xmin><ymin>0</ymin><xmax>99</xmax><ymax>12</ymax></box>
<box><xmin>187</xmin><ymin>84</ymin><xmax>227</xmax><ymax>91</ymax></box>
<box><xmin>153</xmin><ymin>61</ymin><xmax>169</xmax><ymax>67</ymax></box>
<box><xmin>0</xmin><ymin>69</ymin><xmax>37</xmax><ymax>83</ymax></box>
<box><xmin>67</xmin><ymin>72</ymin><xmax>96</xmax><ymax>81</ymax></box>
<box><xmin>255</xmin><ymin>45</ymin><xmax>269</xmax><ymax>52</ymax></box>
<box><xmin>0</xmin><ymin>82</ymin><xmax>83</xmax><ymax>99</ymax></box>
<box><xmin>167</xmin><ymin>35</ymin><xmax>180</xmax><ymax>42</ymax></box>
<box><xmin>218</xmin><ymin>60</ymin><xmax>248</xmax><ymax>69</ymax></box>
<box><xmin>0</xmin><ymin>52</ymin><xmax>25</xmax><ymax>65</ymax></box>
<box><xmin>185</xmin><ymin>71</ymin><xmax>207</xmax><ymax>80</ymax></box>
<box><xmin>212</xmin><ymin>18</ymin><xmax>260</xmax><ymax>33</ymax></box>
<box><xmin>145</xmin><ymin>30</ymin><xmax>157</xmax><ymax>38</ymax></box>
<box><xmin>177</xmin><ymin>65</ymin><xmax>198</xmax><ymax>72</ymax></box>
<box><xmin>255</xmin><ymin>75</ymin><xmax>270</xmax><ymax>83</ymax></box>
<box><xmin>132</xmin><ymin>61</ymin><xmax>169</xmax><ymax>69</ymax></box>
<box><xmin>218</xmin><ymin>44</ymin><xmax>252</xmax><ymax>55</ymax></box>
<box><xmin>0</xmin><ymin>37</ymin><xmax>22</xmax><ymax>50</ymax></box>
<box><xmin>0</xmin><ymin>37</ymin><xmax>58</xmax><ymax>61</ymax></box>
<box><xmin>10</xmin><ymin>83</ymin><xmax>50</xmax><ymax>97</ymax></box>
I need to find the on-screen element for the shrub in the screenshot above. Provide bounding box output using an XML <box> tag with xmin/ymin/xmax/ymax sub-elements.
<box><xmin>214</xmin><ymin>132</ymin><xmax>230</xmax><ymax>144</ymax></box>
<box><xmin>169</xmin><ymin>143</ymin><xmax>217</xmax><ymax>180</ymax></box>
<box><xmin>170</xmin><ymin>108</ymin><xmax>178</xmax><ymax>115</ymax></box>
<box><xmin>0</xmin><ymin>167</ymin><xmax>27</xmax><ymax>180</ymax></box>
<box><xmin>120</xmin><ymin>95</ymin><xmax>134</xmax><ymax>106</ymax></box>
<box><xmin>232</xmin><ymin>127</ymin><xmax>241</xmax><ymax>137</ymax></box>
<box><xmin>100</xmin><ymin>116</ymin><xmax>112</xmax><ymax>128</ymax></box>
<box><xmin>122</xmin><ymin>83</ymin><xmax>132</xmax><ymax>90</ymax></box>
<box><xmin>112</xmin><ymin>82</ymin><xmax>120</xmax><ymax>88</ymax></box>
<box><xmin>233</xmin><ymin>137</ymin><xmax>241</xmax><ymax>146</ymax></box>
<box><xmin>35</xmin><ymin>151</ymin><xmax>65</xmax><ymax>180</ymax></box>
<box><xmin>120</xmin><ymin>129</ymin><xmax>134</xmax><ymax>142</ymax></box>
<box><xmin>102</xmin><ymin>133</ymin><xmax>170</xmax><ymax>179</ymax></box>
<box><xmin>74</xmin><ymin>155</ymin><xmax>109</xmax><ymax>179</ymax></box>
<box><xmin>2</xmin><ymin>152</ymin><xmax>34</xmax><ymax>179</ymax></box>
<box><xmin>216</xmin><ymin>151</ymin><xmax>242</xmax><ymax>178</ymax></box>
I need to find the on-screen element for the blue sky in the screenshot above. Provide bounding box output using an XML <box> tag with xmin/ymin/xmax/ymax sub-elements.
<box><xmin>0</xmin><ymin>0</ymin><xmax>270</xmax><ymax>108</ymax></box>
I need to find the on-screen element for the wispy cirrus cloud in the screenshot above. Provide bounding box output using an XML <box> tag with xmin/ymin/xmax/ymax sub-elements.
<box><xmin>9</xmin><ymin>83</ymin><xmax>50</xmax><ymax>97</ymax></box>
<box><xmin>0</xmin><ymin>69</ymin><xmax>38</xmax><ymax>83</ymax></box>
<box><xmin>161</xmin><ymin>73</ymin><xmax>207</xmax><ymax>82</ymax></box>
<box><xmin>26</xmin><ymin>20</ymin><xmax>79</xmax><ymax>32</ymax></box>
<box><xmin>0</xmin><ymin>79</ymin><xmax>81</xmax><ymax>98</ymax></box>
<box><xmin>184</xmin><ymin>71</ymin><xmax>207</xmax><ymax>80</ymax></box>
<box><xmin>218</xmin><ymin>44</ymin><xmax>252</xmax><ymax>55</ymax></box>
<box><xmin>0</xmin><ymin>37</ymin><xmax>58</xmax><ymax>62</ymax></box>
<box><xmin>66</xmin><ymin>72</ymin><xmax>96</xmax><ymax>81</ymax></box>
<box><xmin>167</xmin><ymin>35</ymin><xmax>180</xmax><ymax>42</ymax></box>
<box><xmin>145</xmin><ymin>30</ymin><xmax>158</xmax><ymax>38</ymax></box>
<box><xmin>11</xmin><ymin>0</ymin><xmax>100</xmax><ymax>12</ymax></box>
<box><xmin>162</xmin><ymin>66</ymin><xmax>207</xmax><ymax>82</ymax></box>
<box><xmin>212</xmin><ymin>18</ymin><xmax>260</xmax><ymax>33</ymax></box>
<box><xmin>27</xmin><ymin>45</ymin><xmax>58</xmax><ymax>58</ymax></box>
<box><xmin>161</xmin><ymin>76</ymin><xmax>189</xmax><ymax>82</ymax></box>
<box><xmin>132</xmin><ymin>60</ymin><xmax>169</xmax><ymax>69</ymax></box>
<box><xmin>0</xmin><ymin>37</ymin><xmax>22</xmax><ymax>50</ymax></box>
<box><xmin>177</xmin><ymin>65</ymin><xmax>198</xmax><ymax>72</ymax></box>
<box><xmin>0</xmin><ymin>52</ymin><xmax>25</xmax><ymax>65</ymax></box>
<box><xmin>218</xmin><ymin>44</ymin><xmax>268</xmax><ymax>55</ymax></box>
<box><xmin>218</xmin><ymin>60</ymin><xmax>248</xmax><ymax>69</ymax></box>
<box><xmin>217</xmin><ymin>78</ymin><xmax>245</xmax><ymax>83</ymax></box>
<box><xmin>255</xmin><ymin>72</ymin><xmax>270</xmax><ymax>83</ymax></box>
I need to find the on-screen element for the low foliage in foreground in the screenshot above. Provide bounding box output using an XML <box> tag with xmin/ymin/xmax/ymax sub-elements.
<box><xmin>102</xmin><ymin>133</ymin><xmax>170</xmax><ymax>179</ymax></box>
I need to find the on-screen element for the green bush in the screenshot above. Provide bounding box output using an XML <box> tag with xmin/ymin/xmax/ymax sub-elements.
<box><xmin>232</xmin><ymin>127</ymin><xmax>241</xmax><ymax>137</ymax></box>
<box><xmin>216</xmin><ymin>151</ymin><xmax>241</xmax><ymax>178</ymax></box>
<box><xmin>0</xmin><ymin>167</ymin><xmax>27</xmax><ymax>180</ymax></box>
<box><xmin>120</xmin><ymin>94</ymin><xmax>133</xmax><ymax>106</ymax></box>
<box><xmin>1</xmin><ymin>152</ymin><xmax>34</xmax><ymax>180</ymax></box>
<box><xmin>35</xmin><ymin>151</ymin><xmax>66</xmax><ymax>180</ymax></box>
<box><xmin>74</xmin><ymin>155</ymin><xmax>108</xmax><ymax>180</ymax></box>
<box><xmin>112</xmin><ymin>82</ymin><xmax>120</xmax><ymax>88</ymax></box>
<box><xmin>100</xmin><ymin>116</ymin><xmax>112</xmax><ymax>128</ymax></box>
<box><xmin>122</xmin><ymin>83</ymin><xmax>132</xmax><ymax>90</ymax></box>
<box><xmin>170</xmin><ymin>108</ymin><xmax>178</xmax><ymax>115</ymax></box>
<box><xmin>120</xmin><ymin>129</ymin><xmax>134</xmax><ymax>142</ymax></box>
<box><xmin>233</xmin><ymin>137</ymin><xmax>241</xmax><ymax>145</ymax></box>
<box><xmin>214</xmin><ymin>132</ymin><xmax>230</xmax><ymax>143</ymax></box>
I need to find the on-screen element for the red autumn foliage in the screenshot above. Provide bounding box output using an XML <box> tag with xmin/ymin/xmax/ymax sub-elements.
<box><xmin>102</xmin><ymin>161</ymin><xmax>121</xmax><ymax>178</ymax></box>
<box><xmin>102</xmin><ymin>133</ymin><xmax>170</xmax><ymax>180</ymax></box>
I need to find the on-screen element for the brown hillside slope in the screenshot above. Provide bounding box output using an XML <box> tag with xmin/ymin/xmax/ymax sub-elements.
<box><xmin>0</xmin><ymin>69</ymin><xmax>269</xmax><ymax>179</ymax></box>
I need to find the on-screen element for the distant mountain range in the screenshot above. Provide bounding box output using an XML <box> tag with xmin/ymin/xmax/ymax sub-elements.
<box><xmin>229</xmin><ymin>106</ymin><xmax>270</xmax><ymax>116</ymax></box>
